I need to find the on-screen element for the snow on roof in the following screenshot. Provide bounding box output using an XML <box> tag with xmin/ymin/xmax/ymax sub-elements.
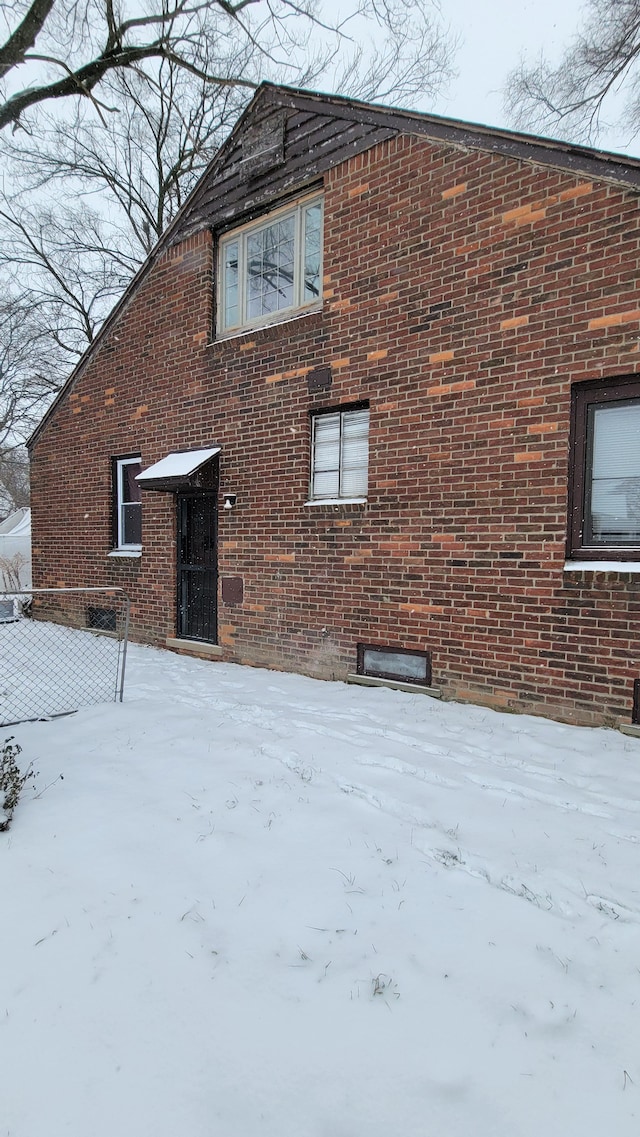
<box><xmin>0</xmin><ymin>508</ymin><xmax>31</xmax><ymax>536</ymax></box>
<box><xmin>136</xmin><ymin>448</ymin><xmax>221</xmax><ymax>483</ymax></box>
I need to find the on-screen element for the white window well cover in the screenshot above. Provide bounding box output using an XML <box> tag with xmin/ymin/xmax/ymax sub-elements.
<box><xmin>136</xmin><ymin>448</ymin><xmax>221</xmax><ymax>483</ymax></box>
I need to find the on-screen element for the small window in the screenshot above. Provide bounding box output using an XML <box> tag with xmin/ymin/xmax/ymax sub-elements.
<box><xmin>310</xmin><ymin>406</ymin><xmax>369</xmax><ymax>502</ymax></box>
<box><xmin>218</xmin><ymin>194</ymin><xmax>322</xmax><ymax>335</ymax></box>
<box><xmin>357</xmin><ymin>643</ymin><xmax>432</xmax><ymax>687</ymax></box>
<box><xmin>568</xmin><ymin>377</ymin><xmax>640</xmax><ymax>559</ymax></box>
<box><xmin>86</xmin><ymin>606</ymin><xmax>117</xmax><ymax>633</ymax></box>
<box><xmin>113</xmin><ymin>455</ymin><xmax>142</xmax><ymax>549</ymax></box>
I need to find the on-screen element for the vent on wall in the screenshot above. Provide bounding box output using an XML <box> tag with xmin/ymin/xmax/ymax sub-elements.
<box><xmin>86</xmin><ymin>606</ymin><xmax>117</xmax><ymax>633</ymax></box>
<box><xmin>357</xmin><ymin>643</ymin><xmax>432</xmax><ymax>687</ymax></box>
<box><xmin>0</xmin><ymin>598</ymin><xmax>16</xmax><ymax>623</ymax></box>
<box><xmin>239</xmin><ymin>112</ymin><xmax>286</xmax><ymax>179</ymax></box>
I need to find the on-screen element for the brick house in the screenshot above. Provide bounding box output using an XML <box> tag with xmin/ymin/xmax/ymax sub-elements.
<box><xmin>28</xmin><ymin>83</ymin><xmax>640</xmax><ymax>727</ymax></box>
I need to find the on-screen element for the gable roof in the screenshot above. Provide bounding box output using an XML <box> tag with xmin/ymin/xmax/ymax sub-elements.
<box><xmin>173</xmin><ymin>83</ymin><xmax>640</xmax><ymax>245</ymax></box>
<box><xmin>29</xmin><ymin>82</ymin><xmax>640</xmax><ymax>447</ymax></box>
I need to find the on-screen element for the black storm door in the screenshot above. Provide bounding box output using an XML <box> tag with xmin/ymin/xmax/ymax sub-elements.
<box><xmin>177</xmin><ymin>492</ymin><xmax>218</xmax><ymax>642</ymax></box>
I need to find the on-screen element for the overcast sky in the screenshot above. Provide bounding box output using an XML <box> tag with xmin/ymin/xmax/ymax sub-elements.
<box><xmin>422</xmin><ymin>0</ymin><xmax>635</xmax><ymax>156</ymax></box>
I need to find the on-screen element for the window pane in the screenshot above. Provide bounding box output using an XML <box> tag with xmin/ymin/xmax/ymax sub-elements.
<box><xmin>122</xmin><ymin>503</ymin><xmax>142</xmax><ymax>546</ymax></box>
<box><xmin>314</xmin><ymin>414</ymin><xmax>340</xmax><ymax>471</ymax></box>
<box><xmin>122</xmin><ymin>462</ymin><xmax>142</xmax><ymax>504</ymax></box>
<box><xmin>363</xmin><ymin>649</ymin><xmax>428</xmax><ymax>681</ymax></box>
<box><xmin>313</xmin><ymin>470</ymin><xmax>340</xmax><ymax>498</ymax></box>
<box><xmin>304</xmin><ymin>202</ymin><xmax>322</xmax><ymax>302</ymax></box>
<box><xmin>341</xmin><ymin>409</ymin><xmax>369</xmax><ymax>496</ymax></box>
<box><xmin>590</xmin><ymin>402</ymin><xmax>640</xmax><ymax>542</ymax></box>
<box><xmin>223</xmin><ymin>241</ymin><xmax>239</xmax><ymax>328</ymax></box>
<box><xmin>247</xmin><ymin>217</ymin><xmax>295</xmax><ymax>318</ymax></box>
<box><xmin>312</xmin><ymin>414</ymin><xmax>340</xmax><ymax>497</ymax></box>
<box><xmin>341</xmin><ymin>466</ymin><xmax>368</xmax><ymax>497</ymax></box>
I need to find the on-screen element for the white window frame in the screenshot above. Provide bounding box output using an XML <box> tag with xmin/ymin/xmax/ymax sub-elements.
<box><xmin>217</xmin><ymin>192</ymin><xmax>323</xmax><ymax>336</ymax></box>
<box><xmin>114</xmin><ymin>456</ymin><xmax>142</xmax><ymax>550</ymax></box>
<box><xmin>309</xmin><ymin>406</ymin><xmax>370</xmax><ymax>504</ymax></box>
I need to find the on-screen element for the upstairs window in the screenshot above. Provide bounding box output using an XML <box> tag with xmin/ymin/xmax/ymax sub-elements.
<box><xmin>112</xmin><ymin>455</ymin><xmax>142</xmax><ymax>549</ymax></box>
<box><xmin>218</xmin><ymin>194</ymin><xmax>323</xmax><ymax>335</ymax></box>
<box><xmin>568</xmin><ymin>377</ymin><xmax>640</xmax><ymax>559</ymax></box>
<box><xmin>310</xmin><ymin>406</ymin><xmax>369</xmax><ymax>502</ymax></box>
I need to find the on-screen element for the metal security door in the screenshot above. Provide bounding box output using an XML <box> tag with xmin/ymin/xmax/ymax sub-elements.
<box><xmin>177</xmin><ymin>493</ymin><xmax>218</xmax><ymax>642</ymax></box>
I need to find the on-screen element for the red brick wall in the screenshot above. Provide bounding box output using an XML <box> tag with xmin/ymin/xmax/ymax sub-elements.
<box><xmin>30</xmin><ymin>133</ymin><xmax>640</xmax><ymax>726</ymax></box>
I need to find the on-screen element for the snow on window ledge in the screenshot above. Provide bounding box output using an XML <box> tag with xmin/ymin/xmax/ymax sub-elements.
<box><xmin>108</xmin><ymin>548</ymin><xmax>142</xmax><ymax>558</ymax></box>
<box><xmin>304</xmin><ymin>498</ymin><xmax>367</xmax><ymax>507</ymax></box>
<box><xmin>563</xmin><ymin>560</ymin><xmax>640</xmax><ymax>572</ymax></box>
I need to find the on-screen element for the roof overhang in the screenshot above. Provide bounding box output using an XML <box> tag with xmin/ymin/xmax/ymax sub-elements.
<box><xmin>136</xmin><ymin>447</ymin><xmax>221</xmax><ymax>492</ymax></box>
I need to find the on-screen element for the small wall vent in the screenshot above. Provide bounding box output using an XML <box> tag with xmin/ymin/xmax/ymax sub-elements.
<box><xmin>86</xmin><ymin>606</ymin><xmax>117</xmax><ymax>633</ymax></box>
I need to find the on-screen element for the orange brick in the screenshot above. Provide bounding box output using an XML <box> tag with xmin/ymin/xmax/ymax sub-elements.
<box><xmin>502</xmin><ymin>203</ymin><xmax>545</xmax><ymax>223</ymax></box>
<box><xmin>514</xmin><ymin>450</ymin><xmax>544</xmax><ymax>462</ymax></box>
<box><xmin>559</xmin><ymin>182</ymin><xmax>593</xmax><ymax>201</ymax></box>
<box><xmin>399</xmin><ymin>603</ymin><xmax>446</xmax><ymax>615</ymax></box>
<box><xmin>501</xmin><ymin>315</ymin><xmax>529</xmax><ymax>330</ymax></box>
<box><xmin>589</xmin><ymin>309</ymin><xmax>640</xmax><ymax>329</ymax></box>
<box><xmin>517</xmin><ymin>395</ymin><xmax>546</xmax><ymax>407</ymax></box>
<box><xmin>442</xmin><ymin>182</ymin><xmax>467</xmax><ymax>200</ymax></box>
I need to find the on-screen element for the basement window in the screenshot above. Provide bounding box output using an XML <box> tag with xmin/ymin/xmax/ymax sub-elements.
<box><xmin>218</xmin><ymin>193</ymin><xmax>323</xmax><ymax>335</ymax></box>
<box><xmin>357</xmin><ymin>643</ymin><xmax>432</xmax><ymax>686</ymax></box>
<box><xmin>568</xmin><ymin>377</ymin><xmax>640</xmax><ymax>560</ymax></box>
<box><xmin>86</xmin><ymin>606</ymin><xmax>117</xmax><ymax>633</ymax></box>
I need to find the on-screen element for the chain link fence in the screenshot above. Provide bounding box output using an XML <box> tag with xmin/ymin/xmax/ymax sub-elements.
<box><xmin>0</xmin><ymin>587</ymin><xmax>130</xmax><ymax>726</ymax></box>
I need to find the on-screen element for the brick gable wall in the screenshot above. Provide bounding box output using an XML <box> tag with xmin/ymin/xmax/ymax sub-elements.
<box><xmin>30</xmin><ymin>131</ymin><xmax>640</xmax><ymax>726</ymax></box>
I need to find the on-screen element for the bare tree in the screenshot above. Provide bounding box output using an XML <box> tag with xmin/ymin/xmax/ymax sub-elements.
<box><xmin>2</xmin><ymin>58</ymin><xmax>252</xmax><ymax>259</ymax></box>
<box><xmin>0</xmin><ymin>0</ymin><xmax>455</xmax><ymax>133</ymax></box>
<box><xmin>505</xmin><ymin>0</ymin><xmax>640</xmax><ymax>144</ymax></box>
<box><xmin>0</xmin><ymin>448</ymin><xmax>30</xmax><ymax>516</ymax></box>
<box><xmin>0</xmin><ymin>0</ymin><xmax>456</xmax><ymax>447</ymax></box>
<box><xmin>0</xmin><ymin>294</ymin><xmax>60</xmax><ymax>446</ymax></box>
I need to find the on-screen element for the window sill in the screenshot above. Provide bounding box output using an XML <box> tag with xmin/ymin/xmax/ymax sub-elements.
<box><xmin>619</xmin><ymin>724</ymin><xmax>640</xmax><ymax>739</ymax></box>
<box><xmin>347</xmin><ymin>673</ymin><xmax>442</xmax><ymax>698</ymax></box>
<box><xmin>564</xmin><ymin>560</ymin><xmax>640</xmax><ymax>572</ymax></box>
<box><xmin>304</xmin><ymin>498</ymin><xmax>367</xmax><ymax>507</ymax></box>
<box><xmin>211</xmin><ymin>304</ymin><xmax>322</xmax><ymax>345</ymax></box>
<box><xmin>108</xmin><ymin>548</ymin><xmax>142</xmax><ymax>558</ymax></box>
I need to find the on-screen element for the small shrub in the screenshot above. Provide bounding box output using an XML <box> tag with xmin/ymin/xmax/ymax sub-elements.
<box><xmin>1</xmin><ymin>737</ymin><xmax>33</xmax><ymax>832</ymax></box>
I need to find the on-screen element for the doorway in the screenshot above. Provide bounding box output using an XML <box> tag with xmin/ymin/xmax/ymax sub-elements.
<box><xmin>176</xmin><ymin>492</ymin><xmax>218</xmax><ymax>642</ymax></box>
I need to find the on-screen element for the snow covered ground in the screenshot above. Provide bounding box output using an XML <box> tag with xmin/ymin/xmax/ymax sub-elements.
<box><xmin>3</xmin><ymin>642</ymin><xmax>640</xmax><ymax>1136</ymax></box>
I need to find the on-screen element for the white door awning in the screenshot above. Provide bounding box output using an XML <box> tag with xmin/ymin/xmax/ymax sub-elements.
<box><xmin>136</xmin><ymin>447</ymin><xmax>221</xmax><ymax>491</ymax></box>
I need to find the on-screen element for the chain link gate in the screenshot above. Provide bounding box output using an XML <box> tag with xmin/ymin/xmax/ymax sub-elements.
<box><xmin>0</xmin><ymin>587</ymin><xmax>130</xmax><ymax>726</ymax></box>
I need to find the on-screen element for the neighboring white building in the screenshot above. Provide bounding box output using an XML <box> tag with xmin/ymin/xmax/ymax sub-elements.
<box><xmin>0</xmin><ymin>508</ymin><xmax>31</xmax><ymax>590</ymax></box>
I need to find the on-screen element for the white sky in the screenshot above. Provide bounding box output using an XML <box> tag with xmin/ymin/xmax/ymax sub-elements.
<box><xmin>410</xmin><ymin>0</ymin><xmax>635</xmax><ymax>156</ymax></box>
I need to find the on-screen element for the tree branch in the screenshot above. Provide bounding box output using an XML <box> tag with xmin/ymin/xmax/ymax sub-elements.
<box><xmin>0</xmin><ymin>0</ymin><xmax>56</xmax><ymax>80</ymax></box>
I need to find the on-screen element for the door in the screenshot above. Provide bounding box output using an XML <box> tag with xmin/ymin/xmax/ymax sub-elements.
<box><xmin>177</xmin><ymin>492</ymin><xmax>218</xmax><ymax>642</ymax></box>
